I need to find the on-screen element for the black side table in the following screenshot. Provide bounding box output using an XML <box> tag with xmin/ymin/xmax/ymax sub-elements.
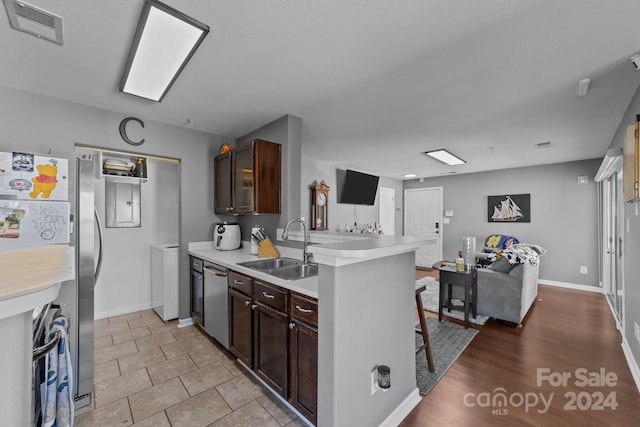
<box><xmin>434</xmin><ymin>263</ymin><xmax>477</xmax><ymax>328</ymax></box>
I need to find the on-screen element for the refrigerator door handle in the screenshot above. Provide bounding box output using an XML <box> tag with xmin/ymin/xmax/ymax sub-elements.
<box><xmin>94</xmin><ymin>206</ymin><xmax>104</xmax><ymax>284</ymax></box>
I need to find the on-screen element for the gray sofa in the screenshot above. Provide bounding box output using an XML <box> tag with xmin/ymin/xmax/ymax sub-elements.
<box><xmin>476</xmin><ymin>261</ymin><xmax>539</xmax><ymax>325</ymax></box>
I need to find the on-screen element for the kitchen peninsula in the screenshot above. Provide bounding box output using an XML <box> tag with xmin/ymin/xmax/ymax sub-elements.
<box><xmin>189</xmin><ymin>233</ymin><xmax>427</xmax><ymax>426</ymax></box>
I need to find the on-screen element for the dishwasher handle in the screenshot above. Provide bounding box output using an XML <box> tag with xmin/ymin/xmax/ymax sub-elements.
<box><xmin>203</xmin><ymin>264</ymin><xmax>228</xmax><ymax>277</ymax></box>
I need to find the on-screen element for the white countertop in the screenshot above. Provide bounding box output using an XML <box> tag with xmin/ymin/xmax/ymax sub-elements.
<box><xmin>310</xmin><ymin>234</ymin><xmax>430</xmax><ymax>266</ymax></box>
<box><xmin>189</xmin><ymin>233</ymin><xmax>432</xmax><ymax>295</ymax></box>
<box><xmin>188</xmin><ymin>242</ymin><xmax>319</xmax><ymax>298</ymax></box>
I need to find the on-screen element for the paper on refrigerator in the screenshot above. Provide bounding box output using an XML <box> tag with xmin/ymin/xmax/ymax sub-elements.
<box><xmin>0</xmin><ymin>151</ymin><xmax>69</xmax><ymax>201</ymax></box>
<box><xmin>0</xmin><ymin>200</ymin><xmax>70</xmax><ymax>245</ymax></box>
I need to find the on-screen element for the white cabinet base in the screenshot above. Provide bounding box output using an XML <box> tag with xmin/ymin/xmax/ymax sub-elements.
<box><xmin>151</xmin><ymin>244</ymin><xmax>179</xmax><ymax>321</ymax></box>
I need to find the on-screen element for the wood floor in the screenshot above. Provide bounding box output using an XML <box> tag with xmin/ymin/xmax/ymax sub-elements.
<box><xmin>403</xmin><ymin>270</ymin><xmax>640</xmax><ymax>427</ymax></box>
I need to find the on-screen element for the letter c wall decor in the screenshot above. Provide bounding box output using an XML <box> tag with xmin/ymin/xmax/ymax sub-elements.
<box><xmin>119</xmin><ymin>117</ymin><xmax>145</xmax><ymax>146</ymax></box>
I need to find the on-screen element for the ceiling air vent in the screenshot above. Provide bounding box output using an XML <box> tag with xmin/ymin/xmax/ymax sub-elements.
<box><xmin>3</xmin><ymin>0</ymin><xmax>63</xmax><ymax>45</ymax></box>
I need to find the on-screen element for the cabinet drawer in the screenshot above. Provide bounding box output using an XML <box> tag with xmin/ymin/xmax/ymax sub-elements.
<box><xmin>290</xmin><ymin>293</ymin><xmax>318</xmax><ymax>328</ymax></box>
<box><xmin>254</xmin><ymin>280</ymin><xmax>288</xmax><ymax>312</ymax></box>
<box><xmin>229</xmin><ymin>271</ymin><xmax>253</xmax><ymax>295</ymax></box>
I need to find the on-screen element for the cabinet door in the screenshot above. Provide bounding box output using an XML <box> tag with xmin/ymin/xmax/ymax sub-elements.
<box><xmin>254</xmin><ymin>302</ymin><xmax>288</xmax><ymax>397</ymax></box>
<box><xmin>228</xmin><ymin>287</ymin><xmax>253</xmax><ymax>367</ymax></box>
<box><xmin>624</xmin><ymin>122</ymin><xmax>640</xmax><ymax>201</ymax></box>
<box><xmin>253</xmin><ymin>139</ymin><xmax>281</xmax><ymax>213</ymax></box>
<box><xmin>214</xmin><ymin>153</ymin><xmax>233</xmax><ymax>213</ymax></box>
<box><xmin>232</xmin><ymin>143</ymin><xmax>254</xmax><ymax>213</ymax></box>
<box><xmin>289</xmin><ymin>321</ymin><xmax>318</xmax><ymax>424</ymax></box>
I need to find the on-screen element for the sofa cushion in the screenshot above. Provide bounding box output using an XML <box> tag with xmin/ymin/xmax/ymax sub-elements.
<box><xmin>487</xmin><ymin>256</ymin><xmax>513</xmax><ymax>273</ymax></box>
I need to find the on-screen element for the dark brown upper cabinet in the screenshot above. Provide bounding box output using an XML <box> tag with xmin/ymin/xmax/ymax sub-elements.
<box><xmin>214</xmin><ymin>139</ymin><xmax>281</xmax><ymax>214</ymax></box>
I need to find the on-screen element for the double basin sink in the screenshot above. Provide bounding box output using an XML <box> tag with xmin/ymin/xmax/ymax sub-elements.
<box><xmin>238</xmin><ymin>257</ymin><xmax>318</xmax><ymax>280</ymax></box>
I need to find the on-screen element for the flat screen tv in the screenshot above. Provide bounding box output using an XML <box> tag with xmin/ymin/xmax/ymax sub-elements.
<box><xmin>338</xmin><ymin>169</ymin><xmax>379</xmax><ymax>205</ymax></box>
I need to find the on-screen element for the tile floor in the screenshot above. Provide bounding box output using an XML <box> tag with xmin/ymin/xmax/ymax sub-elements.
<box><xmin>74</xmin><ymin>309</ymin><xmax>308</xmax><ymax>427</ymax></box>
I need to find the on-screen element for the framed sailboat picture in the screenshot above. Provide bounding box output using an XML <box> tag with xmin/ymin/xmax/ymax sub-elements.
<box><xmin>487</xmin><ymin>194</ymin><xmax>530</xmax><ymax>223</ymax></box>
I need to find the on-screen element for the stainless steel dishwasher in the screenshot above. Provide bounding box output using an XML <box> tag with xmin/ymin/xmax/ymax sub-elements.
<box><xmin>203</xmin><ymin>262</ymin><xmax>229</xmax><ymax>349</ymax></box>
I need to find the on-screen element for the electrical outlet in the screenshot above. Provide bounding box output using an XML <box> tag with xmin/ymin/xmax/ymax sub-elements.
<box><xmin>371</xmin><ymin>365</ymin><xmax>379</xmax><ymax>395</ymax></box>
<box><xmin>580</xmin><ymin>266</ymin><xmax>588</xmax><ymax>274</ymax></box>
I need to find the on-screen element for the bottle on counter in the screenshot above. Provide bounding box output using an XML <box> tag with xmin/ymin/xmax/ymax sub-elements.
<box><xmin>134</xmin><ymin>157</ymin><xmax>146</xmax><ymax>178</ymax></box>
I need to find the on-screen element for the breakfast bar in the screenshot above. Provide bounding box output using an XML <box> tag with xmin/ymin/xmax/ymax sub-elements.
<box><xmin>189</xmin><ymin>234</ymin><xmax>426</xmax><ymax>426</ymax></box>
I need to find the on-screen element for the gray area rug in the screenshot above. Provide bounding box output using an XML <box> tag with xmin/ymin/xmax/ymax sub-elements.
<box><xmin>416</xmin><ymin>317</ymin><xmax>478</xmax><ymax>395</ymax></box>
<box><xmin>416</xmin><ymin>276</ymin><xmax>489</xmax><ymax>325</ymax></box>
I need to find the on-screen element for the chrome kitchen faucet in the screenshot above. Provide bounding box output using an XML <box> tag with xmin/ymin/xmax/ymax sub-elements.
<box><xmin>282</xmin><ymin>218</ymin><xmax>313</xmax><ymax>264</ymax></box>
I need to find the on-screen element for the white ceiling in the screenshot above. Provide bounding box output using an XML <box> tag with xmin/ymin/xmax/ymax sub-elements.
<box><xmin>2</xmin><ymin>0</ymin><xmax>640</xmax><ymax>179</ymax></box>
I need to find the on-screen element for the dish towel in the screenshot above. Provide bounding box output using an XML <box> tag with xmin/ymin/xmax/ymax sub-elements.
<box><xmin>43</xmin><ymin>315</ymin><xmax>74</xmax><ymax>427</ymax></box>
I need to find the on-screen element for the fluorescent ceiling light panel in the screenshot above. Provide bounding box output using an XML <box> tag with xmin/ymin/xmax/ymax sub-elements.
<box><xmin>424</xmin><ymin>149</ymin><xmax>466</xmax><ymax>166</ymax></box>
<box><xmin>403</xmin><ymin>173</ymin><xmax>417</xmax><ymax>178</ymax></box>
<box><xmin>119</xmin><ymin>0</ymin><xmax>209</xmax><ymax>102</ymax></box>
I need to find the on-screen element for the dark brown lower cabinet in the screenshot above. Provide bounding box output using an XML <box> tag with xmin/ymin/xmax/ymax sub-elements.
<box><xmin>228</xmin><ymin>287</ymin><xmax>253</xmax><ymax>367</ymax></box>
<box><xmin>228</xmin><ymin>274</ymin><xmax>318</xmax><ymax>425</ymax></box>
<box><xmin>289</xmin><ymin>292</ymin><xmax>319</xmax><ymax>425</ymax></box>
<box><xmin>289</xmin><ymin>320</ymin><xmax>318</xmax><ymax>425</ymax></box>
<box><xmin>254</xmin><ymin>302</ymin><xmax>289</xmax><ymax>397</ymax></box>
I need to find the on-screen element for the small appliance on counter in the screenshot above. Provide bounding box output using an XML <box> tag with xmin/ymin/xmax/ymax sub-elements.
<box><xmin>214</xmin><ymin>221</ymin><xmax>241</xmax><ymax>250</ymax></box>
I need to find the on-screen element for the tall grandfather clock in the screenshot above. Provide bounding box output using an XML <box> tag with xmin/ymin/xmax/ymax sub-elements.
<box><xmin>311</xmin><ymin>180</ymin><xmax>330</xmax><ymax>230</ymax></box>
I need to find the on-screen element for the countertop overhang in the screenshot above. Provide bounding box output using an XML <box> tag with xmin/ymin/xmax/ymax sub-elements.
<box><xmin>0</xmin><ymin>245</ymin><xmax>74</xmax><ymax>319</ymax></box>
<box><xmin>309</xmin><ymin>234</ymin><xmax>430</xmax><ymax>266</ymax></box>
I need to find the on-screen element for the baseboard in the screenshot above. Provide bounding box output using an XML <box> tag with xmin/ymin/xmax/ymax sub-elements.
<box><xmin>236</xmin><ymin>359</ymin><xmax>314</xmax><ymax>426</ymax></box>
<box><xmin>621</xmin><ymin>337</ymin><xmax>640</xmax><ymax>394</ymax></box>
<box><xmin>178</xmin><ymin>317</ymin><xmax>195</xmax><ymax>328</ymax></box>
<box><xmin>603</xmin><ymin>294</ymin><xmax>623</xmax><ymax>331</ymax></box>
<box><xmin>538</xmin><ymin>279</ymin><xmax>603</xmax><ymax>293</ymax></box>
<box><xmin>95</xmin><ymin>302</ymin><xmax>152</xmax><ymax>319</ymax></box>
<box><xmin>378</xmin><ymin>388</ymin><xmax>421</xmax><ymax>427</ymax></box>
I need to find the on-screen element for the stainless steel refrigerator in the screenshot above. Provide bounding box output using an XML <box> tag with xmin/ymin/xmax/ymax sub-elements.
<box><xmin>54</xmin><ymin>154</ymin><xmax>103</xmax><ymax>409</ymax></box>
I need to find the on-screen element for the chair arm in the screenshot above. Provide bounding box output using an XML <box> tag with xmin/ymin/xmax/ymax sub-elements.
<box><xmin>476</xmin><ymin>266</ymin><xmax>525</xmax><ymax>323</ymax></box>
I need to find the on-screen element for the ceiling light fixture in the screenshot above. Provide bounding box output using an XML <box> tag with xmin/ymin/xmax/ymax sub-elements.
<box><xmin>402</xmin><ymin>173</ymin><xmax>417</xmax><ymax>178</ymax></box>
<box><xmin>119</xmin><ymin>0</ymin><xmax>209</xmax><ymax>102</ymax></box>
<box><xmin>577</xmin><ymin>78</ymin><xmax>591</xmax><ymax>97</ymax></box>
<box><xmin>424</xmin><ymin>149</ymin><xmax>466</xmax><ymax>166</ymax></box>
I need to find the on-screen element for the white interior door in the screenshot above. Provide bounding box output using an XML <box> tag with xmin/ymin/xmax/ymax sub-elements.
<box><xmin>379</xmin><ymin>187</ymin><xmax>395</xmax><ymax>235</ymax></box>
<box><xmin>404</xmin><ymin>187</ymin><xmax>442</xmax><ymax>267</ymax></box>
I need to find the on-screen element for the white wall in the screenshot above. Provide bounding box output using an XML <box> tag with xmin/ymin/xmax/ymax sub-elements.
<box><xmin>92</xmin><ymin>157</ymin><xmax>179</xmax><ymax>318</ymax></box>
<box><xmin>404</xmin><ymin>159</ymin><xmax>601</xmax><ymax>286</ymax></box>
<box><xmin>606</xmin><ymin>84</ymin><xmax>640</xmax><ymax>383</ymax></box>
<box><xmin>0</xmin><ymin>85</ymin><xmax>227</xmax><ymax>320</ymax></box>
<box><xmin>300</xmin><ymin>157</ymin><xmax>403</xmax><ymax>233</ymax></box>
